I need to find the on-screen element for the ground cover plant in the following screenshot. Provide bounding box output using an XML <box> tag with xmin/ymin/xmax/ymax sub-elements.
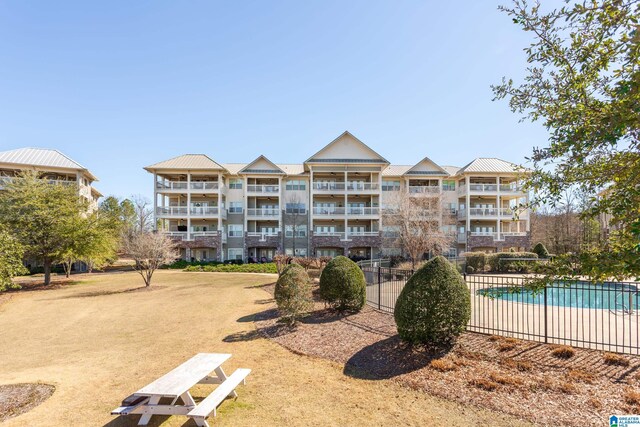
<box><xmin>184</xmin><ymin>263</ymin><xmax>278</xmax><ymax>274</ymax></box>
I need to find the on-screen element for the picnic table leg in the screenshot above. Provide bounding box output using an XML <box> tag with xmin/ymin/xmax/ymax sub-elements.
<box><xmin>181</xmin><ymin>392</ymin><xmax>210</xmax><ymax>427</ymax></box>
<box><xmin>214</xmin><ymin>366</ymin><xmax>237</xmax><ymax>398</ymax></box>
<box><xmin>137</xmin><ymin>396</ymin><xmax>160</xmax><ymax>426</ymax></box>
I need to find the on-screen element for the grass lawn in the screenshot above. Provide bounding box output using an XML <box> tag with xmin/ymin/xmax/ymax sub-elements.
<box><xmin>0</xmin><ymin>270</ymin><xmax>530</xmax><ymax>426</ymax></box>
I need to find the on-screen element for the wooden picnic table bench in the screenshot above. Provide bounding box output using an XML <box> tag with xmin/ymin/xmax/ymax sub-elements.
<box><xmin>111</xmin><ymin>353</ymin><xmax>250</xmax><ymax>427</ymax></box>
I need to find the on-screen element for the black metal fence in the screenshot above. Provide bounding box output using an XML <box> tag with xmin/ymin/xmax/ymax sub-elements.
<box><xmin>360</xmin><ymin>264</ymin><xmax>640</xmax><ymax>355</ymax></box>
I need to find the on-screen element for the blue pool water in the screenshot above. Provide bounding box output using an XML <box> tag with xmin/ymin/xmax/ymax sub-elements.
<box><xmin>477</xmin><ymin>282</ymin><xmax>640</xmax><ymax>310</ymax></box>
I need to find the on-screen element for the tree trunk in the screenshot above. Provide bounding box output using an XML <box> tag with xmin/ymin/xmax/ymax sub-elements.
<box><xmin>43</xmin><ymin>258</ymin><xmax>52</xmax><ymax>286</ymax></box>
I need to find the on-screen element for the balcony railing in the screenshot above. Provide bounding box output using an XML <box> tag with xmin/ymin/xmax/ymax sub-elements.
<box><xmin>348</xmin><ymin>231</ymin><xmax>379</xmax><ymax>236</ymax></box>
<box><xmin>313</xmin><ymin>207</ymin><xmax>345</xmax><ymax>215</ymax></box>
<box><xmin>247</xmin><ymin>230</ymin><xmax>280</xmax><ymax>241</ymax></box>
<box><xmin>165</xmin><ymin>231</ymin><xmax>188</xmax><ymax>240</ymax></box>
<box><xmin>156</xmin><ymin>206</ymin><xmax>188</xmax><ymax>216</ymax></box>
<box><xmin>156</xmin><ymin>181</ymin><xmax>188</xmax><ymax>190</ymax></box>
<box><xmin>500</xmin><ymin>231</ymin><xmax>528</xmax><ymax>237</ymax></box>
<box><xmin>470</xmin><ymin>231</ymin><xmax>498</xmax><ymax>238</ymax></box>
<box><xmin>346</xmin><ymin>207</ymin><xmax>380</xmax><ymax>216</ymax></box>
<box><xmin>314</xmin><ymin>231</ymin><xmax>346</xmax><ymax>239</ymax></box>
<box><xmin>467</xmin><ymin>231</ymin><xmax>529</xmax><ymax>241</ymax></box>
<box><xmin>191</xmin><ymin>231</ymin><xmax>219</xmax><ymax>238</ymax></box>
<box><xmin>408</xmin><ymin>186</ymin><xmax>440</xmax><ymax>194</ymax></box>
<box><xmin>246</xmin><ymin>208</ymin><xmax>280</xmax><ymax>217</ymax></box>
<box><xmin>457</xmin><ymin>233</ymin><xmax>467</xmax><ymax>243</ymax></box>
<box><xmin>247</xmin><ymin>185</ymin><xmax>279</xmax><ymax>193</ymax></box>
<box><xmin>190</xmin><ymin>206</ymin><xmax>219</xmax><ymax>216</ymax></box>
<box><xmin>499</xmin><ymin>184</ymin><xmax>524</xmax><ymax>193</ymax></box>
<box><xmin>346</xmin><ymin>182</ymin><xmax>378</xmax><ymax>191</ymax></box>
<box><xmin>469</xmin><ymin>183</ymin><xmax>498</xmax><ymax>192</ymax></box>
<box><xmin>313</xmin><ymin>182</ymin><xmax>346</xmax><ymax>191</ymax></box>
<box><xmin>189</xmin><ymin>181</ymin><xmax>219</xmax><ymax>191</ymax></box>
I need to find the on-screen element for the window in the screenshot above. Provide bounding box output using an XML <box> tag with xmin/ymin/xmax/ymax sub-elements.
<box><xmin>285</xmin><ymin>203</ymin><xmax>306</xmax><ymax>214</ymax></box>
<box><xmin>285</xmin><ymin>224</ymin><xmax>307</xmax><ymax>237</ymax></box>
<box><xmin>382</xmin><ymin>180</ymin><xmax>401</xmax><ymax>191</ymax></box>
<box><xmin>285</xmin><ymin>180</ymin><xmax>306</xmax><ymax>191</ymax></box>
<box><xmin>228</xmin><ymin>202</ymin><xmax>243</xmax><ymax>213</ymax></box>
<box><xmin>228</xmin><ymin>248</ymin><xmax>243</xmax><ymax>260</ymax></box>
<box><xmin>447</xmin><ymin>203</ymin><xmax>457</xmax><ymax>214</ymax></box>
<box><xmin>442</xmin><ymin>180</ymin><xmax>456</xmax><ymax>191</ymax></box>
<box><xmin>316</xmin><ymin>248</ymin><xmax>338</xmax><ymax>257</ymax></box>
<box><xmin>229</xmin><ymin>178</ymin><xmax>243</xmax><ymax>189</ymax></box>
<box><xmin>445</xmin><ymin>248</ymin><xmax>457</xmax><ymax>259</ymax></box>
<box><xmin>228</xmin><ymin>225</ymin><xmax>243</xmax><ymax>237</ymax></box>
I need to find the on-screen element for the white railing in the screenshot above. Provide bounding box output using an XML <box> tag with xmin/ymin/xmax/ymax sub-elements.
<box><xmin>156</xmin><ymin>206</ymin><xmax>188</xmax><ymax>216</ymax></box>
<box><xmin>457</xmin><ymin>233</ymin><xmax>467</xmax><ymax>243</ymax></box>
<box><xmin>191</xmin><ymin>231</ymin><xmax>218</xmax><ymax>238</ymax></box>
<box><xmin>247</xmin><ymin>230</ymin><xmax>280</xmax><ymax>241</ymax></box>
<box><xmin>156</xmin><ymin>181</ymin><xmax>188</xmax><ymax>190</ymax></box>
<box><xmin>469</xmin><ymin>207</ymin><xmax>498</xmax><ymax>216</ymax></box>
<box><xmin>469</xmin><ymin>183</ymin><xmax>498</xmax><ymax>192</ymax></box>
<box><xmin>314</xmin><ymin>231</ymin><xmax>346</xmax><ymax>239</ymax></box>
<box><xmin>190</xmin><ymin>206</ymin><xmax>219</xmax><ymax>216</ymax></box>
<box><xmin>313</xmin><ymin>207</ymin><xmax>345</xmax><ymax>215</ymax></box>
<box><xmin>499</xmin><ymin>184</ymin><xmax>525</xmax><ymax>193</ymax></box>
<box><xmin>246</xmin><ymin>184</ymin><xmax>279</xmax><ymax>193</ymax></box>
<box><xmin>189</xmin><ymin>182</ymin><xmax>219</xmax><ymax>191</ymax></box>
<box><xmin>501</xmin><ymin>232</ymin><xmax>528</xmax><ymax>237</ymax></box>
<box><xmin>346</xmin><ymin>207</ymin><xmax>380</xmax><ymax>215</ymax></box>
<box><xmin>227</xmin><ymin>208</ymin><xmax>244</xmax><ymax>214</ymax></box>
<box><xmin>470</xmin><ymin>231</ymin><xmax>498</xmax><ymax>238</ymax></box>
<box><xmin>246</xmin><ymin>208</ymin><xmax>280</xmax><ymax>217</ymax></box>
<box><xmin>346</xmin><ymin>182</ymin><xmax>378</xmax><ymax>191</ymax></box>
<box><xmin>408</xmin><ymin>186</ymin><xmax>440</xmax><ymax>194</ymax></box>
<box><xmin>348</xmin><ymin>231</ymin><xmax>379</xmax><ymax>236</ymax></box>
<box><xmin>313</xmin><ymin>182</ymin><xmax>346</xmax><ymax>191</ymax></box>
<box><xmin>164</xmin><ymin>231</ymin><xmax>188</xmax><ymax>240</ymax></box>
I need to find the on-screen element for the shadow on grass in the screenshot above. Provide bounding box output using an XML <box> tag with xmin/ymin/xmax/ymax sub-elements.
<box><xmin>103</xmin><ymin>415</ymin><xmax>172</xmax><ymax>427</ymax></box>
<box><xmin>44</xmin><ymin>286</ymin><xmax>165</xmax><ymax>300</ymax></box>
<box><xmin>244</xmin><ymin>282</ymin><xmax>276</xmax><ymax>290</ymax></box>
<box><xmin>344</xmin><ymin>336</ymin><xmax>453</xmax><ymax>380</ymax></box>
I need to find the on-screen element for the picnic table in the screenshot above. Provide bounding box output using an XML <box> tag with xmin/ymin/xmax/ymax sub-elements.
<box><xmin>112</xmin><ymin>353</ymin><xmax>250</xmax><ymax>427</ymax></box>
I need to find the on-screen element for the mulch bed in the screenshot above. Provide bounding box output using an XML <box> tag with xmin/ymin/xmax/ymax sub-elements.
<box><xmin>0</xmin><ymin>383</ymin><xmax>55</xmax><ymax>422</ymax></box>
<box><xmin>255</xmin><ymin>283</ymin><xmax>639</xmax><ymax>426</ymax></box>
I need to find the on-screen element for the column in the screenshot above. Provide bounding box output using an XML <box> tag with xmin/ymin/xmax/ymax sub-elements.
<box><xmin>344</xmin><ymin>169</ymin><xmax>348</xmax><ymax>241</ymax></box>
<box><xmin>465</xmin><ymin>176</ymin><xmax>471</xmax><ymax>252</ymax></box>
<box><xmin>496</xmin><ymin>176</ymin><xmax>501</xmax><ymax>240</ymax></box>
<box><xmin>153</xmin><ymin>173</ymin><xmax>158</xmax><ymax>230</ymax></box>
<box><xmin>187</xmin><ymin>172</ymin><xmax>191</xmax><ymax>241</ymax></box>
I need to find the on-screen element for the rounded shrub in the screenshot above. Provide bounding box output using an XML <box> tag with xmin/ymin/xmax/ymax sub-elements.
<box><xmin>274</xmin><ymin>263</ymin><xmax>313</xmax><ymax>325</ymax></box>
<box><xmin>394</xmin><ymin>256</ymin><xmax>471</xmax><ymax>345</ymax></box>
<box><xmin>532</xmin><ymin>242</ymin><xmax>550</xmax><ymax>258</ymax></box>
<box><xmin>319</xmin><ymin>256</ymin><xmax>366</xmax><ymax>312</ymax></box>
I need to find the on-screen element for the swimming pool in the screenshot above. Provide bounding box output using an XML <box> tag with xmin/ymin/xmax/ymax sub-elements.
<box><xmin>477</xmin><ymin>282</ymin><xmax>640</xmax><ymax>310</ymax></box>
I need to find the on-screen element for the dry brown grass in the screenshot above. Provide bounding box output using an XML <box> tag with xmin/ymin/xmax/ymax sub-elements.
<box><xmin>488</xmin><ymin>372</ymin><xmax>523</xmax><ymax>387</ymax></box>
<box><xmin>566</xmin><ymin>369</ymin><xmax>595</xmax><ymax>384</ymax></box>
<box><xmin>430</xmin><ymin>358</ymin><xmax>457</xmax><ymax>372</ymax></box>
<box><xmin>625</xmin><ymin>388</ymin><xmax>640</xmax><ymax>406</ymax></box>
<box><xmin>557</xmin><ymin>382</ymin><xmax>577</xmax><ymax>394</ymax></box>
<box><xmin>501</xmin><ymin>358</ymin><xmax>532</xmax><ymax>372</ymax></box>
<box><xmin>551</xmin><ymin>345</ymin><xmax>576</xmax><ymax>359</ymax></box>
<box><xmin>604</xmin><ymin>352</ymin><xmax>630</xmax><ymax>366</ymax></box>
<box><xmin>0</xmin><ymin>270</ymin><xmax>526</xmax><ymax>427</ymax></box>
<box><xmin>469</xmin><ymin>378</ymin><xmax>499</xmax><ymax>391</ymax></box>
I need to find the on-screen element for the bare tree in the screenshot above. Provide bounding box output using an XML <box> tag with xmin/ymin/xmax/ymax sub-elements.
<box><xmin>131</xmin><ymin>195</ymin><xmax>154</xmax><ymax>233</ymax></box>
<box><xmin>383</xmin><ymin>191</ymin><xmax>455</xmax><ymax>269</ymax></box>
<box><xmin>123</xmin><ymin>231</ymin><xmax>179</xmax><ymax>286</ymax></box>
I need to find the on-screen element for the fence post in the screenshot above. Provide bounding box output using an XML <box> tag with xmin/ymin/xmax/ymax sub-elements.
<box><xmin>544</xmin><ymin>285</ymin><xmax>548</xmax><ymax>344</ymax></box>
<box><xmin>377</xmin><ymin>266</ymin><xmax>382</xmax><ymax>310</ymax></box>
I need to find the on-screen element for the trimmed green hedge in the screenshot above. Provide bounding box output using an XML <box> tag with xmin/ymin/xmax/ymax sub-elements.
<box><xmin>163</xmin><ymin>260</ymin><xmax>223</xmax><ymax>269</ymax></box>
<box><xmin>532</xmin><ymin>242</ymin><xmax>550</xmax><ymax>258</ymax></box>
<box><xmin>319</xmin><ymin>256</ymin><xmax>366</xmax><ymax>312</ymax></box>
<box><xmin>184</xmin><ymin>263</ymin><xmax>277</xmax><ymax>274</ymax></box>
<box><xmin>275</xmin><ymin>263</ymin><xmax>313</xmax><ymax>325</ymax></box>
<box><xmin>394</xmin><ymin>256</ymin><xmax>471</xmax><ymax>344</ymax></box>
<box><xmin>462</xmin><ymin>251</ymin><xmax>540</xmax><ymax>273</ymax></box>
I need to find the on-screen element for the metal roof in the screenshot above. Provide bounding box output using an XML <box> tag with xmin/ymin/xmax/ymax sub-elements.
<box><xmin>0</xmin><ymin>147</ymin><xmax>98</xmax><ymax>180</ymax></box>
<box><xmin>382</xmin><ymin>165</ymin><xmax>412</xmax><ymax>176</ymax></box>
<box><xmin>144</xmin><ymin>154</ymin><xmax>225</xmax><ymax>171</ymax></box>
<box><xmin>456</xmin><ymin>158</ymin><xmax>524</xmax><ymax>174</ymax></box>
<box><xmin>442</xmin><ymin>165</ymin><xmax>461</xmax><ymax>176</ymax></box>
<box><xmin>222</xmin><ymin>163</ymin><xmax>307</xmax><ymax>176</ymax></box>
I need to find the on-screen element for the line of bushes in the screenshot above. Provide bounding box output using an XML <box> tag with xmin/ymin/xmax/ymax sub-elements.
<box><xmin>463</xmin><ymin>252</ymin><xmax>540</xmax><ymax>273</ymax></box>
<box><xmin>184</xmin><ymin>263</ymin><xmax>278</xmax><ymax>273</ymax></box>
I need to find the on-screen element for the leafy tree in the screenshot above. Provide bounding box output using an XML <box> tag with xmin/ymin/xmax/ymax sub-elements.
<box><xmin>0</xmin><ymin>171</ymin><xmax>87</xmax><ymax>285</ymax></box>
<box><xmin>60</xmin><ymin>213</ymin><xmax>118</xmax><ymax>277</ymax></box>
<box><xmin>493</xmin><ymin>0</ymin><xmax>640</xmax><ymax>279</ymax></box>
<box><xmin>99</xmin><ymin>196</ymin><xmax>137</xmax><ymax>235</ymax></box>
<box><xmin>0</xmin><ymin>227</ymin><xmax>27</xmax><ymax>291</ymax></box>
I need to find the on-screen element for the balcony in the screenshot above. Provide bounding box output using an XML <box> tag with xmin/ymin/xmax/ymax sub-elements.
<box><xmin>191</xmin><ymin>231</ymin><xmax>219</xmax><ymax>238</ymax></box>
<box><xmin>346</xmin><ymin>182</ymin><xmax>379</xmax><ymax>193</ymax></box>
<box><xmin>346</xmin><ymin>207</ymin><xmax>380</xmax><ymax>216</ymax></box>
<box><xmin>247</xmin><ymin>230</ymin><xmax>280</xmax><ymax>241</ymax></box>
<box><xmin>467</xmin><ymin>231</ymin><xmax>529</xmax><ymax>241</ymax></box>
<box><xmin>246</xmin><ymin>208</ymin><xmax>280</xmax><ymax>218</ymax></box>
<box><xmin>313</xmin><ymin>231</ymin><xmax>345</xmax><ymax>238</ymax></box>
<box><xmin>156</xmin><ymin>206</ymin><xmax>188</xmax><ymax>216</ymax></box>
<box><xmin>458</xmin><ymin>208</ymin><xmax>523</xmax><ymax>219</ymax></box>
<box><xmin>190</xmin><ymin>206</ymin><xmax>220</xmax><ymax>217</ymax></box>
<box><xmin>499</xmin><ymin>184</ymin><xmax>525</xmax><ymax>194</ymax></box>
<box><xmin>348</xmin><ymin>231</ymin><xmax>380</xmax><ymax>237</ymax></box>
<box><xmin>164</xmin><ymin>231</ymin><xmax>188</xmax><ymax>240</ymax></box>
<box><xmin>189</xmin><ymin>181</ymin><xmax>219</xmax><ymax>191</ymax></box>
<box><xmin>408</xmin><ymin>186</ymin><xmax>440</xmax><ymax>195</ymax></box>
<box><xmin>313</xmin><ymin>207</ymin><xmax>346</xmax><ymax>216</ymax></box>
<box><xmin>247</xmin><ymin>184</ymin><xmax>279</xmax><ymax>194</ymax></box>
<box><xmin>313</xmin><ymin>182</ymin><xmax>346</xmax><ymax>192</ymax></box>
<box><xmin>156</xmin><ymin>181</ymin><xmax>188</xmax><ymax>191</ymax></box>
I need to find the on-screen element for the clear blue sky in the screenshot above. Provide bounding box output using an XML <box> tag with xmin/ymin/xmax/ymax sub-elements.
<box><xmin>0</xmin><ymin>1</ymin><xmax>549</xmax><ymax>200</ymax></box>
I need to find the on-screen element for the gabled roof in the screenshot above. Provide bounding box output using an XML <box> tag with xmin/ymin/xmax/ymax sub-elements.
<box><xmin>441</xmin><ymin>165</ymin><xmax>461</xmax><ymax>176</ymax></box>
<box><xmin>403</xmin><ymin>156</ymin><xmax>449</xmax><ymax>176</ymax></box>
<box><xmin>144</xmin><ymin>154</ymin><xmax>226</xmax><ymax>172</ymax></box>
<box><xmin>382</xmin><ymin>165</ymin><xmax>411</xmax><ymax>176</ymax></box>
<box><xmin>305</xmin><ymin>131</ymin><xmax>389</xmax><ymax>165</ymax></box>
<box><xmin>0</xmin><ymin>147</ymin><xmax>98</xmax><ymax>180</ymax></box>
<box><xmin>239</xmin><ymin>155</ymin><xmax>285</xmax><ymax>175</ymax></box>
<box><xmin>456</xmin><ymin>158</ymin><xmax>524</xmax><ymax>174</ymax></box>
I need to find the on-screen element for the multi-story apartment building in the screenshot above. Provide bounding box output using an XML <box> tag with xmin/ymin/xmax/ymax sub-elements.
<box><xmin>145</xmin><ymin>132</ymin><xmax>530</xmax><ymax>262</ymax></box>
<box><xmin>0</xmin><ymin>147</ymin><xmax>102</xmax><ymax>210</ymax></box>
